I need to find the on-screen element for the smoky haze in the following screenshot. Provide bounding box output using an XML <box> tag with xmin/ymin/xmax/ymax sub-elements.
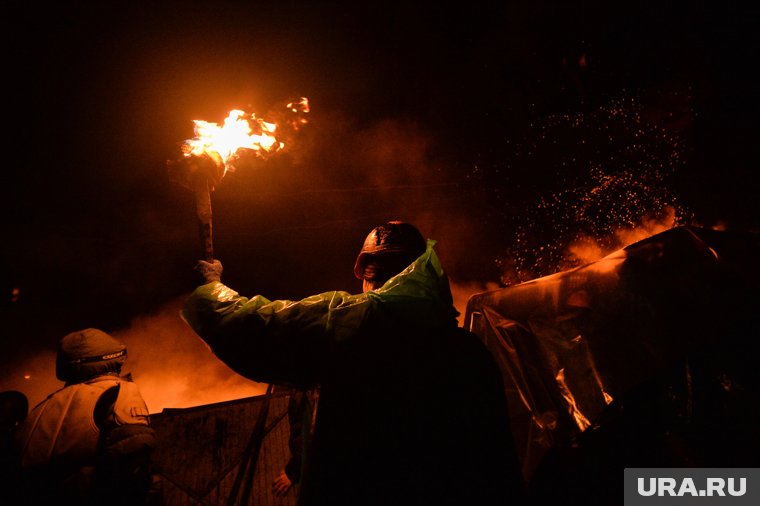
<box><xmin>1</xmin><ymin>110</ymin><xmax>501</xmax><ymax>412</ymax></box>
<box><xmin>3</xmin><ymin>2</ymin><xmax>760</xmax><ymax>412</ymax></box>
<box><xmin>0</xmin><ymin>105</ymin><xmax>707</xmax><ymax>412</ymax></box>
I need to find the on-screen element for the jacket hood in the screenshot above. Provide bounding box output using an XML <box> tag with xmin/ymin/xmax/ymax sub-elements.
<box><xmin>365</xmin><ymin>239</ymin><xmax>458</xmax><ymax>320</ymax></box>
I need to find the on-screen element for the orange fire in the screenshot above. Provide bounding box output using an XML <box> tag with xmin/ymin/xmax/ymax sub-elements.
<box><xmin>182</xmin><ymin>98</ymin><xmax>309</xmax><ymax>174</ymax></box>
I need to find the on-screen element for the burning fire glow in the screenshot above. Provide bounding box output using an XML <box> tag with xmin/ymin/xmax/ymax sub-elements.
<box><xmin>182</xmin><ymin>97</ymin><xmax>309</xmax><ymax>174</ymax></box>
<box><xmin>183</xmin><ymin>110</ymin><xmax>281</xmax><ymax>164</ymax></box>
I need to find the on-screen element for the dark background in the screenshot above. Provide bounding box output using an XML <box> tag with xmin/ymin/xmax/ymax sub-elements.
<box><xmin>2</xmin><ymin>1</ymin><xmax>759</xmax><ymax>378</ymax></box>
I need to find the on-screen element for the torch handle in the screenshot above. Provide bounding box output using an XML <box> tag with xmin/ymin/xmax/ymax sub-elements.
<box><xmin>198</xmin><ymin>220</ymin><xmax>214</xmax><ymax>262</ymax></box>
<box><xmin>194</xmin><ymin>176</ymin><xmax>214</xmax><ymax>262</ymax></box>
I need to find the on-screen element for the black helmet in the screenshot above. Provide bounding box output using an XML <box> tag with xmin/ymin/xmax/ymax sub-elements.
<box><xmin>56</xmin><ymin>328</ymin><xmax>127</xmax><ymax>383</ymax></box>
<box><xmin>354</xmin><ymin>221</ymin><xmax>427</xmax><ymax>280</ymax></box>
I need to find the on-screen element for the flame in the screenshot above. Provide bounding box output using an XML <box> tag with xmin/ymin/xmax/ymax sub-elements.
<box><xmin>182</xmin><ymin>98</ymin><xmax>309</xmax><ymax>174</ymax></box>
<box><xmin>183</xmin><ymin>110</ymin><xmax>282</xmax><ymax>170</ymax></box>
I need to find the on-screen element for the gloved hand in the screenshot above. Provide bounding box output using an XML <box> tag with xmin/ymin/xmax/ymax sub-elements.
<box><xmin>195</xmin><ymin>259</ymin><xmax>223</xmax><ymax>283</ymax></box>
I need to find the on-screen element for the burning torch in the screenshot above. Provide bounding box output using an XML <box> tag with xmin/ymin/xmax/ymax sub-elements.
<box><xmin>167</xmin><ymin>99</ymin><xmax>309</xmax><ymax>261</ymax></box>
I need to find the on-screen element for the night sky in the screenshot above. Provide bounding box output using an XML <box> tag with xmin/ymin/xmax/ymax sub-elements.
<box><xmin>3</xmin><ymin>1</ymin><xmax>760</xmax><ymax>409</ymax></box>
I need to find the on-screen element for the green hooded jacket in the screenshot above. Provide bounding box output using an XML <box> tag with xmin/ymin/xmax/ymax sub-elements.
<box><xmin>181</xmin><ymin>239</ymin><xmax>526</xmax><ymax>505</ymax></box>
<box><xmin>181</xmin><ymin>239</ymin><xmax>459</xmax><ymax>386</ymax></box>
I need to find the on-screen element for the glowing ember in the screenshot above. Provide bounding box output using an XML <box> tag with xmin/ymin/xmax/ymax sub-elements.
<box><xmin>494</xmin><ymin>96</ymin><xmax>692</xmax><ymax>285</ymax></box>
<box><xmin>287</xmin><ymin>97</ymin><xmax>310</xmax><ymax>114</ymax></box>
<box><xmin>23</xmin><ymin>374</ymin><xmax>31</xmax><ymax>380</ymax></box>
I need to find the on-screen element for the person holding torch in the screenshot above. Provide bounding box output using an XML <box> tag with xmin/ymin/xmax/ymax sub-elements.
<box><xmin>182</xmin><ymin>221</ymin><xmax>526</xmax><ymax>505</ymax></box>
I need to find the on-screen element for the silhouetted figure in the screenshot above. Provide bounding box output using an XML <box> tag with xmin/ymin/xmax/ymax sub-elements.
<box><xmin>184</xmin><ymin>221</ymin><xmax>526</xmax><ymax>505</ymax></box>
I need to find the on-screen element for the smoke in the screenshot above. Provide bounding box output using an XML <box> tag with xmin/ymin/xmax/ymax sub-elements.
<box><xmin>0</xmin><ymin>93</ymin><xmax>697</xmax><ymax>413</ymax></box>
<box><xmin>566</xmin><ymin>205</ymin><xmax>680</xmax><ymax>265</ymax></box>
<box><xmin>2</xmin><ymin>108</ymin><xmax>494</xmax><ymax>414</ymax></box>
<box><xmin>0</xmin><ymin>278</ymin><xmax>498</xmax><ymax>414</ymax></box>
<box><xmin>0</xmin><ymin>277</ymin><xmax>496</xmax><ymax>415</ymax></box>
<box><xmin>110</xmin><ymin>297</ymin><xmax>265</xmax><ymax>413</ymax></box>
<box><xmin>0</xmin><ymin>297</ymin><xmax>264</xmax><ymax>414</ymax></box>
